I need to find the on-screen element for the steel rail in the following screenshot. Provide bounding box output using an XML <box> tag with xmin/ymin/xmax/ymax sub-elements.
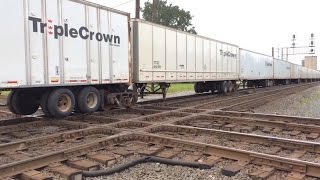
<box><xmin>145</xmin><ymin>124</ymin><xmax>320</xmax><ymax>153</ymax></box>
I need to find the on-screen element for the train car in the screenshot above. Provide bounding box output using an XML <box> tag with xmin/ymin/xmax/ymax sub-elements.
<box><xmin>239</xmin><ymin>49</ymin><xmax>274</xmax><ymax>87</ymax></box>
<box><xmin>1</xmin><ymin>1</ymin><xmax>319</xmax><ymax>118</ymax></box>
<box><xmin>273</xmin><ymin>58</ymin><xmax>291</xmax><ymax>85</ymax></box>
<box><xmin>290</xmin><ymin>64</ymin><xmax>302</xmax><ymax>83</ymax></box>
<box><xmin>311</xmin><ymin>69</ymin><xmax>319</xmax><ymax>81</ymax></box>
<box><xmin>0</xmin><ymin>0</ymin><xmax>135</xmax><ymax>118</ymax></box>
<box><xmin>301</xmin><ymin>66</ymin><xmax>309</xmax><ymax>82</ymax></box>
<box><xmin>131</xmin><ymin>19</ymin><xmax>240</xmax><ymax>97</ymax></box>
<box><xmin>316</xmin><ymin>70</ymin><xmax>320</xmax><ymax>80</ymax></box>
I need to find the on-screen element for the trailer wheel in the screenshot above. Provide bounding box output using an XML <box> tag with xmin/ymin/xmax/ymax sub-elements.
<box><xmin>221</xmin><ymin>81</ymin><xmax>228</xmax><ymax>94</ymax></box>
<box><xmin>7</xmin><ymin>91</ymin><xmax>17</xmax><ymax>114</ymax></box>
<box><xmin>194</xmin><ymin>83</ymin><xmax>200</xmax><ymax>93</ymax></box>
<box><xmin>47</xmin><ymin>88</ymin><xmax>75</xmax><ymax>118</ymax></box>
<box><xmin>98</xmin><ymin>89</ymin><xmax>105</xmax><ymax>111</ymax></box>
<box><xmin>10</xmin><ymin>90</ymin><xmax>39</xmax><ymax>115</ymax></box>
<box><xmin>77</xmin><ymin>87</ymin><xmax>101</xmax><ymax>114</ymax></box>
<box><xmin>40</xmin><ymin>90</ymin><xmax>52</xmax><ymax>117</ymax></box>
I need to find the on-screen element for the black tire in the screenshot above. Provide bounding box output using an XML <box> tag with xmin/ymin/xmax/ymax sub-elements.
<box><xmin>77</xmin><ymin>87</ymin><xmax>101</xmax><ymax>114</ymax></box>
<box><xmin>221</xmin><ymin>81</ymin><xmax>228</xmax><ymax>94</ymax></box>
<box><xmin>194</xmin><ymin>83</ymin><xmax>199</xmax><ymax>93</ymax></box>
<box><xmin>40</xmin><ymin>90</ymin><xmax>52</xmax><ymax>117</ymax></box>
<box><xmin>10</xmin><ymin>90</ymin><xmax>39</xmax><ymax>115</ymax></box>
<box><xmin>47</xmin><ymin>88</ymin><xmax>75</xmax><ymax>118</ymax></box>
<box><xmin>7</xmin><ymin>91</ymin><xmax>17</xmax><ymax>114</ymax></box>
<box><xmin>73</xmin><ymin>87</ymin><xmax>83</xmax><ymax>113</ymax></box>
<box><xmin>98</xmin><ymin>89</ymin><xmax>105</xmax><ymax>111</ymax></box>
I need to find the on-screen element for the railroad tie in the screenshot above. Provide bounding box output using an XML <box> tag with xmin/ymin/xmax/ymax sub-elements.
<box><xmin>272</xmin><ymin>128</ymin><xmax>283</xmax><ymax>133</ymax></box>
<box><xmin>156</xmin><ymin>149</ymin><xmax>181</xmax><ymax>159</ymax></box>
<box><xmin>261</xmin><ymin>127</ymin><xmax>273</xmax><ymax>133</ymax></box>
<box><xmin>287</xmin><ymin>150</ymin><xmax>306</xmax><ymax>159</ymax></box>
<box><xmin>221</xmin><ymin>161</ymin><xmax>248</xmax><ymax>177</ymax></box>
<box><xmin>285</xmin><ymin>172</ymin><xmax>306</xmax><ymax>180</ymax></box>
<box><xmin>180</xmin><ymin>154</ymin><xmax>202</xmax><ymax>162</ymax></box>
<box><xmin>306</xmin><ymin>133</ymin><xmax>319</xmax><ymax>140</ymax></box>
<box><xmin>111</xmin><ymin>149</ymin><xmax>134</xmax><ymax>157</ymax></box>
<box><xmin>123</xmin><ymin>143</ymin><xmax>145</xmax><ymax>151</ymax></box>
<box><xmin>47</xmin><ymin>163</ymin><xmax>82</xmax><ymax>180</ymax></box>
<box><xmin>211</xmin><ymin>122</ymin><xmax>224</xmax><ymax>129</ymax></box>
<box><xmin>289</xmin><ymin>130</ymin><xmax>301</xmax><ymax>136</ymax></box>
<box><xmin>87</xmin><ymin>154</ymin><xmax>117</xmax><ymax>166</ymax></box>
<box><xmin>248</xmin><ymin>166</ymin><xmax>275</xmax><ymax>180</ymax></box>
<box><xmin>20</xmin><ymin>170</ymin><xmax>53</xmax><ymax>180</ymax></box>
<box><xmin>66</xmin><ymin>159</ymin><xmax>100</xmax><ymax>171</ymax></box>
<box><xmin>138</xmin><ymin>146</ymin><xmax>164</xmax><ymax>156</ymax></box>
<box><xmin>240</xmin><ymin>125</ymin><xmax>257</xmax><ymax>133</ymax></box>
<box><xmin>199</xmin><ymin>155</ymin><xmax>221</xmax><ymax>167</ymax></box>
<box><xmin>223</xmin><ymin>124</ymin><xmax>237</xmax><ymax>131</ymax></box>
<box><xmin>196</xmin><ymin>122</ymin><xmax>212</xmax><ymax>128</ymax></box>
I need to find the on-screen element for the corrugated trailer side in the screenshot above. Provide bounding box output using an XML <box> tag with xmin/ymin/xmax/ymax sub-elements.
<box><xmin>0</xmin><ymin>0</ymin><xmax>130</xmax><ymax>88</ymax></box>
<box><xmin>239</xmin><ymin>49</ymin><xmax>274</xmax><ymax>87</ymax></box>
<box><xmin>290</xmin><ymin>63</ymin><xmax>302</xmax><ymax>83</ymax></box>
<box><xmin>273</xmin><ymin>58</ymin><xmax>291</xmax><ymax>85</ymax></box>
<box><xmin>131</xmin><ymin>19</ymin><xmax>239</xmax><ymax>96</ymax></box>
<box><xmin>317</xmin><ymin>70</ymin><xmax>320</xmax><ymax>79</ymax></box>
<box><xmin>131</xmin><ymin>19</ymin><xmax>239</xmax><ymax>83</ymax></box>
<box><xmin>311</xmin><ymin>69</ymin><xmax>317</xmax><ymax>80</ymax></box>
<box><xmin>0</xmin><ymin>0</ymin><xmax>134</xmax><ymax>118</ymax></box>
<box><xmin>301</xmin><ymin>66</ymin><xmax>308</xmax><ymax>81</ymax></box>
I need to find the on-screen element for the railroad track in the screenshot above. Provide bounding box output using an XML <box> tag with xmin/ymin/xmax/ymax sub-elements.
<box><xmin>0</xmin><ymin>83</ymin><xmax>320</xmax><ymax>179</ymax></box>
<box><xmin>138</xmin><ymin>84</ymin><xmax>291</xmax><ymax>107</ymax></box>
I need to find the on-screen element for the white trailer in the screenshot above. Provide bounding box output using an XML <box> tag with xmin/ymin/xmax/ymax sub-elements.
<box><xmin>131</xmin><ymin>19</ymin><xmax>240</xmax><ymax>96</ymax></box>
<box><xmin>273</xmin><ymin>58</ymin><xmax>291</xmax><ymax>85</ymax></box>
<box><xmin>239</xmin><ymin>49</ymin><xmax>274</xmax><ymax>87</ymax></box>
<box><xmin>0</xmin><ymin>0</ymin><xmax>134</xmax><ymax>117</ymax></box>
<box><xmin>290</xmin><ymin>63</ymin><xmax>302</xmax><ymax>80</ymax></box>
<box><xmin>301</xmin><ymin>66</ymin><xmax>309</xmax><ymax>80</ymax></box>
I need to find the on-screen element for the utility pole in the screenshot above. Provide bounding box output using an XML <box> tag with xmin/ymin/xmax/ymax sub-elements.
<box><xmin>135</xmin><ymin>0</ymin><xmax>140</xmax><ymax>19</ymax></box>
<box><xmin>152</xmin><ymin>0</ymin><xmax>158</xmax><ymax>22</ymax></box>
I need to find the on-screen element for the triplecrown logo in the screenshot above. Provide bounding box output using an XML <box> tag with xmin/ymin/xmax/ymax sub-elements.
<box><xmin>29</xmin><ymin>16</ymin><xmax>121</xmax><ymax>46</ymax></box>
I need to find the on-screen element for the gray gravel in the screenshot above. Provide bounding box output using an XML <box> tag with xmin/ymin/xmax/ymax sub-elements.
<box><xmin>254</xmin><ymin>85</ymin><xmax>320</xmax><ymax>118</ymax></box>
<box><xmin>87</xmin><ymin>160</ymin><xmax>257</xmax><ymax>180</ymax></box>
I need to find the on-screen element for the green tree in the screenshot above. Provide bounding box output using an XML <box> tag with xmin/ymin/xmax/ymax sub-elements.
<box><xmin>142</xmin><ymin>0</ymin><xmax>197</xmax><ymax>34</ymax></box>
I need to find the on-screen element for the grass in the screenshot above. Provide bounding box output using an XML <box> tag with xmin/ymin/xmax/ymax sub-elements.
<box><xmin>0</xmin><ymin>91</ymin><xmax>10</xmax><ymax>96</ymax></box>
<box><xmin>0</xmin><ymin>84</ymin><xmax>194</xmax><ymax>96</ymax></box>
<box><xmin>168</xmin><ymin>83</ymin><xmax>194</xmax><ymax>94</ymax></box>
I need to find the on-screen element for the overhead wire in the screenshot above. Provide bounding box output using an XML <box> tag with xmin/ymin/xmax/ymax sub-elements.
<box><xmin>113</xmin><ymin>0</ymin><xmax>135</xmax><ymax>8</ymax></box>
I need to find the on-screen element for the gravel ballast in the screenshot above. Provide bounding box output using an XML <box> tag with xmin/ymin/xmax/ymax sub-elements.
<box><xmin>254</xmin><ymin>85</ymin><xmax>320</xmax><ymax>118</ymax></box>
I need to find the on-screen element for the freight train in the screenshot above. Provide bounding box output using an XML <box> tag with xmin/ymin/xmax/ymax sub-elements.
<box><xmin>1</xmin><ymin>0</ymin><xmax>319</xmax><ymax>118</ymax></box>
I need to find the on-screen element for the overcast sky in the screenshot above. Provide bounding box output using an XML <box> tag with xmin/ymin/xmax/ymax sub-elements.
<box><xmin>88</xmin><ymin>0</ymin><xmax>319</xmax><ymax>69</ymax></box>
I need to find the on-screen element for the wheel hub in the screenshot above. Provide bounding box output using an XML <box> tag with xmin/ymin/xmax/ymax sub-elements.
<box><xmin>58</xmin><ymin>94</ymin><xmax>71</xmax><ymax>112</ymax></box>
<box><xmin>86</xmin><ymin>93</ymin><xmax>98</xmax><ymax>109</ymax></box>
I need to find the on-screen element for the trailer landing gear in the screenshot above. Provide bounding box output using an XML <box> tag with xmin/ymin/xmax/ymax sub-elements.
<box><xmin>137</xmin><ymin>83</ymin><xmax>170</xmax><ymax>99</ymax></box>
